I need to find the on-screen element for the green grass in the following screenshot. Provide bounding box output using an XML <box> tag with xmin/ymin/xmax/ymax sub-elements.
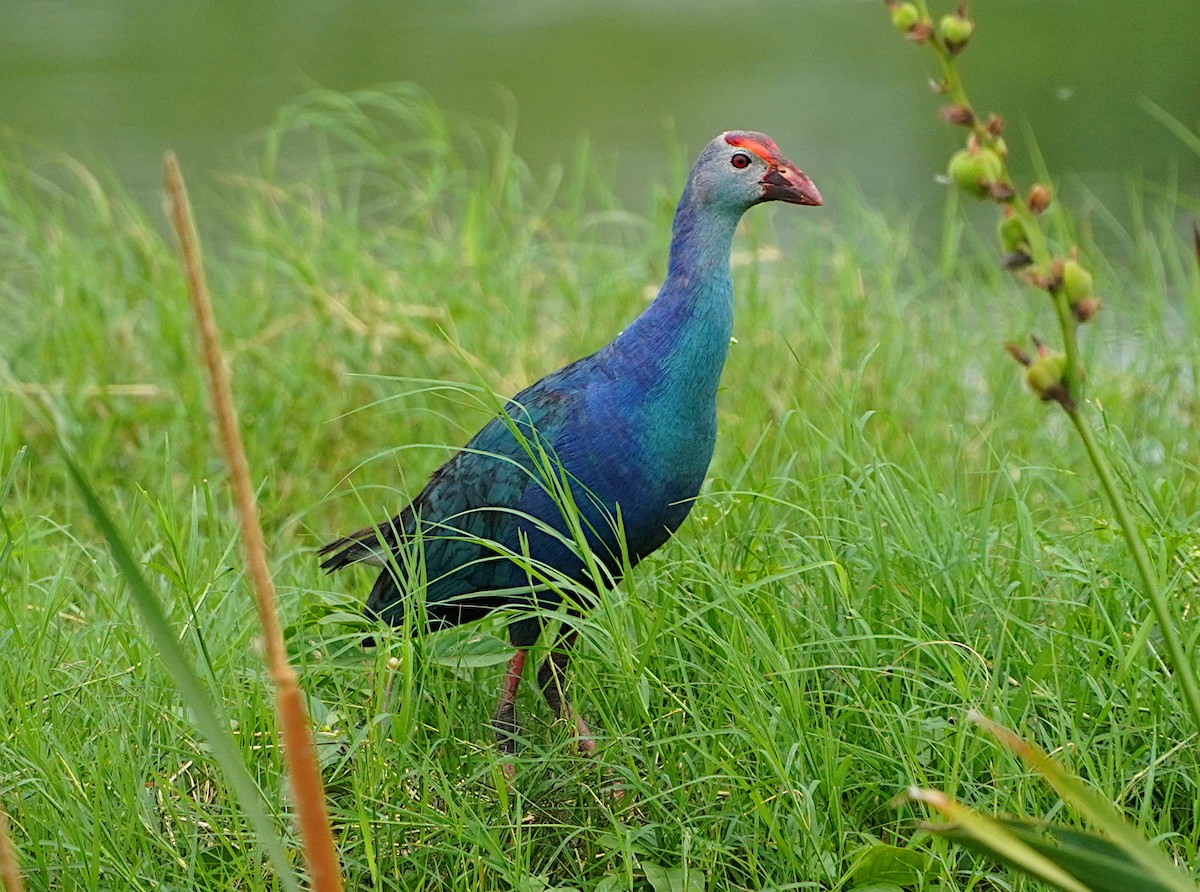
<box><xmin>1</xmin><ymin>87</ymin><xmax>1198</xmax><ymax>890</ymax></box>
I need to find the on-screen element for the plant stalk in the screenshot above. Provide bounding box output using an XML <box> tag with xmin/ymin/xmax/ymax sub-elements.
<box><xmin>164</xmin><ymin>152</ymin><xmax>345</xmax><ymax>892</ymax></box>
<box><xmin>904</xmin><ymin>0</ymin><xmax>1200</xmax><ymax>733</ymax></box>
<box><xmin>1065</xmin><ymin>407</ymin><xmax>1200</xmax><ymax>730</ymax></box>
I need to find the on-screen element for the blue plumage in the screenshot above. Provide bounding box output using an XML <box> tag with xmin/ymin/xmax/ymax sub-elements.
<box><xmin>321</xmin><ymin>131</ymin><xmax>820</xmax><ymax>763</ymax></box>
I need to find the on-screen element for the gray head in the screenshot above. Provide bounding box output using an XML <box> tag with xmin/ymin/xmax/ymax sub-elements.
<box><xmin>685</xmin><ymin>131</ymin><xmax>822</xmax><ymax>212</ymax></box>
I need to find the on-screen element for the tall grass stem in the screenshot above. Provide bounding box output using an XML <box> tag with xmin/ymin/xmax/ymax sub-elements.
<box><xmin>1065</xmin><ymin>410</ymin><xmax>1200</xmax><ymax>730</ymax></box>
<box><xmin>163</xmin><ymin>152</ymin><xmax>345</xmax><ymax>892</ymax></box>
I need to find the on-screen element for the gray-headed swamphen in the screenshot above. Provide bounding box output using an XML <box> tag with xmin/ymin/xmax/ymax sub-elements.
<box><xmin>320</xmin><ymin>131</ymin><xmax>820</xmax><ymax>769</ymax></box>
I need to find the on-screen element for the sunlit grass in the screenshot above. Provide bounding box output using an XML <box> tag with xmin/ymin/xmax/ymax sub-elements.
<box><xmin>1</xmin><ymin>88</ymin><xmax>1197</xmax><ymax>889</ymax></box>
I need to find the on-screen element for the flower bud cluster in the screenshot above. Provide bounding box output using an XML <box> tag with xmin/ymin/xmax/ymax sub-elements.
<box><xmin>886</xmin><ymin>1</ymin><xmax>933</xmax><ymax>42</ymax></box>
<box><xmin>887</xmin><ymin>0</ymin><xmax>1104</xmax><ymax>413</ymax></box>
<box><xmin>888</xmin><ymin>0</ymin><xmax>974</xmax><ymax>52</ymax></box>
<box><xmin>946</xmin><ymin>118</ymin><xmax>1011</xmax><ymax>201</ymax></box>
<box><xmin>948</xmin><ymin>142</ymin><xmax>1007</xmax><ymax>200</ymax></box>
<box><xmin>937</xmin><ymin>10</ymin><xmax>974</xmax><ymax>54</ymax></box>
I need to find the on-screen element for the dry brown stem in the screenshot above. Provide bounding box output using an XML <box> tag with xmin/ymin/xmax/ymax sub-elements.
<box><xmin>0</xmin><ymin>798</ymin><xmax>24</xmax><ymax>892</ymax></box>
<box><xmin>163</xmin><ymin>152</ymin><xmax>344</xmax><ymax>892</ymax></box>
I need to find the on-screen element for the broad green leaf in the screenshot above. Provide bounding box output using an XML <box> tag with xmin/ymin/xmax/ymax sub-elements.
<box><xmin>642</xmin><ymin>862</ymin><xmax>704</xmax><ymax>892</ymax></box>
<box><xmin>592</xmin><ymin>876</ymin><xmax>626</xmax><ymax>892</ymax></box>
<box><xmin>849</xmin><ymin>842</ymin><xmax>928</xmax><ymax>886</ymax></box>
<box><xmin>428</xmin><ymin>629</ymin><xmax>514</xmax><ymax>668</ymax></box>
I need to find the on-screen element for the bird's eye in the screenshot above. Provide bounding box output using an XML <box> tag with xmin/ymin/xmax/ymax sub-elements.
<box><xmin>730</xmin><ymin>152</ymin><xmax>751</xmax><ymax>169</ymax></box>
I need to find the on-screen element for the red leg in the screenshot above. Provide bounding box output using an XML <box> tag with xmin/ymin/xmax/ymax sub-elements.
<box><xmin>492</xmin><ymin>649</ymin><xmax>528</xmax><ymax>774</ymax></box>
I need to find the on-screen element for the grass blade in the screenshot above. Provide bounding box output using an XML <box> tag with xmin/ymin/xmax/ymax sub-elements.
<box><xmin>905</xmin><ymin>787</ymin><xmax>1091</xmax><ymax>892</ymax></box>
<box><xmin>60</xmin><ymin>449</ymin><xmax>303</xmax><ymax>892</ymax></box>
<box><xmin>981</xmin><ymin>818</ymin><xmax>1184</xmax><ymax>892</ymax></box>
<box><xmin>0</xmin><ymin>446</ymin><xmax>26</xmax><ymax>567</ymax></box>
<box><xmin>972</xmin><ymin>712</ymin><xmax>1197</xmax><ymax>892</ymax></box>
<box><xmin>0</xmin><ymin>447</ymin><xmax>27</xmax><ymax>892</ymax></box>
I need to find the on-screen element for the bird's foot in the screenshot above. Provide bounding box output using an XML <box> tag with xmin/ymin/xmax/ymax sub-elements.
<box><xmin>491</xmin><ymin>696</ymin><xmax>518</xmax><ymax>744</ymax></box>
<box><xmin>573</xmin><ymin>712</ymin><xmax>597</xmax><ymax>755</ymax></box>
<box><xmin>492</xmin><ymin>705</ymin><xmax>520</xmax><ymax>786</ymax></box>
<box><xmin>537</xmin><ymin>652</ymin><xmax>596</xmax><ymax>755</ymax></box>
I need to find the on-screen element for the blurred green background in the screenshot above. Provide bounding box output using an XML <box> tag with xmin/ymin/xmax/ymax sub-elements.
<box><xmin>3</xmin><ymin>0</ymin><xmax>1198</xmax><ymax>211</ymax></box>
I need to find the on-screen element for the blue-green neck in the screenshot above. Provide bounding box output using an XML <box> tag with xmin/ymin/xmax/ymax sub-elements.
<box><xmin>614</xmin><ymin>184</ymin><xmax>743</xmax><ymax>411</ymax></box>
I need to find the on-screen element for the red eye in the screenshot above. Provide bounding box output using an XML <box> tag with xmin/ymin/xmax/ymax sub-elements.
<box><xmin>730</xmin><ymin>152</ymin><xmax>751</xmax><ymax>169</ymax></box>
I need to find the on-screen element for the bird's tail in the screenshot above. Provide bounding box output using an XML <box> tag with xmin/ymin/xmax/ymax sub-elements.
<box><xmin>317</xmin><ymin>530</ymin><xmax>375</xmax><ymax>572</ymax></box>
<box><xmin>320</xmin><ymin>519</ymin><xmax>409</xmax><ymax>642</ymax></box>
<box><xmin>318</xmin><ymin>515</ymin><xmax>405</xmax><ymax>572</ymax></box>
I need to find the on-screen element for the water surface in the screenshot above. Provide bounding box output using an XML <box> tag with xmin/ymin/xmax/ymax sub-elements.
<box><xmin>2</xmin><ymin>1</ymin><xmax>1197</xmax><ymax>213</ymax></box>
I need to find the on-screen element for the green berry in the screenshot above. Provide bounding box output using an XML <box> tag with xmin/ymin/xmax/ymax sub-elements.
<box><xmin>948</xmin><ymin>148</ymin><xmax>1003</xmax><ymax>198</ymax></box>
<box><xmin>938</xmin><ymin>13</ymin><xmax>975</xmax><ymax>48</ymax></box>
<box><xmin>891</xmin><ymin>2</ymin><xmax>920</xmax><ymax>31</ymax></box>
<box><xmin>1024</xmin><ymin>352</ymin><xmax>1067</xmax><ymax>400</ymax></box>
<box><xmin>998</xmin><ymin>214</ymin><xmax>1028</xmax><ymax>253</ymax></box>
<box><xmin>1061</xmin><ymin>259</ymin><xmax>1093</xmax><ymax>299</ymax></box>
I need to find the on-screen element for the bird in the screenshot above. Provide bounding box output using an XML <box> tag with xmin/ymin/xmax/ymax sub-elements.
<box><xmin>320</xmin><ymin>131</ymin><xmax>820</xmax><ymax>768</ymax></box>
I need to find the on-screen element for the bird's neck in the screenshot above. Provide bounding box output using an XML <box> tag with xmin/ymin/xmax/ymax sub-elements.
<box><xmin>664</xmin><ymin>181</ymin><xmax>742</xmax><ymax>289</ymax></box>
<box><xmin>615</xmin><ymin>187</ymin><xmax>741</xmax><ymax>408</ymax></box>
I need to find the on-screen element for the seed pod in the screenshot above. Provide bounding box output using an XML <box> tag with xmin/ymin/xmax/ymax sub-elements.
<box><xmin>938</xmin><ymin>12</ymin><xmax>975</xmax><ymax>53</ymax></box>
<box><xmin>1024</xmin><ymin>351</ymin><xmax>1068</xmax><ymax>402</ymax></box>
<box><xmin>948</xmin><ymin>147</ymin><xmax>1003</xmax><ymax>198</ymax></box>
<box><xmin>998</xmin><ymin>211</ymin><xmax>1029</xmax><ymax>254</ymax></box>
<box><xmin>1061</xmin><ymin>259</ymin><xmax>1093</xmax><ymax>300</ymax></box>
<box><xmin>993</xmin><ymin>212</ymin><xmax>1032</xmax><ymax>266</ymax></box>
<box><xmin>890</xmin><ymin>2</ymin><xmax>920</xmax><ymax>31</ymax></box>
<box><xmin>940</xmin><ymin>104</ymin><xmax>975</xmax><ymax>126</ymax></box>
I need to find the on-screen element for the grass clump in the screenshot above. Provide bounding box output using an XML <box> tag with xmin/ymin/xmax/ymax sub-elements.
<box><xmin>885</xmin><ymin>3</ymin><xmax>1200</xmax><ymax>886</ymax></box>
<box><xmin>1</xmin><ymin>86</ymin><xmax>1198</xmax><ymax>889</ymax></box>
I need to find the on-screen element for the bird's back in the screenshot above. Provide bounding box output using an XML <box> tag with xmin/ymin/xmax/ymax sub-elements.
<box><xmin>319</xmin><ymin>333</ymin><xmax>719</xmax><ymax>634</ymax></box>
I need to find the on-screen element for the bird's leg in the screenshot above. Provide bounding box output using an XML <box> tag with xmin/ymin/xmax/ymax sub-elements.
<box><xmin>537</xmin><ymin>627</ymin><xmax>596</xmax><ymax>754</ymax></box>
<box><xmin>492</xmin><ymin>648</ymin><xmax>528</xmax><ymax>776</ymax></box>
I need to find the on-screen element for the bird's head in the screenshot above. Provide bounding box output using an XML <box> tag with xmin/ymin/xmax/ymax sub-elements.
<box><xmin>687</xmin><ymin>131</ymin><xmax>822</xmax><ymax>211</ymax></box>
